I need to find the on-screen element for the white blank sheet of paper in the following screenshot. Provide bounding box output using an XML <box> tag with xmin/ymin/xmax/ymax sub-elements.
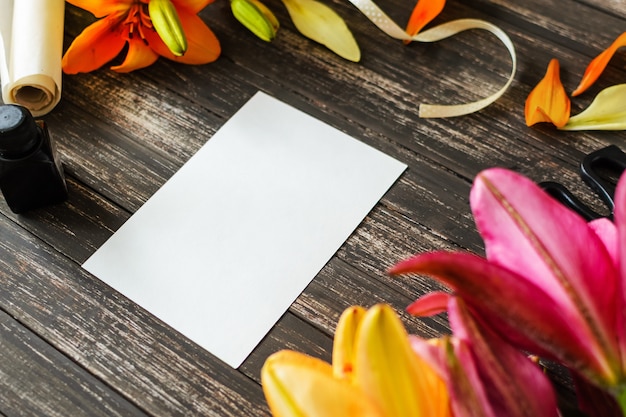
<box><xmin>82</xmin><ymin>91</ymin><xmax>407</xmax><ymax>368</ymax></box>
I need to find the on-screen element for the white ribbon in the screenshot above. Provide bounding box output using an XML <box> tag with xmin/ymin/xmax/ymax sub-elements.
<box><xmin>348</xmin><ymin>0</ymin><xmax>517</xmax><ymax>118</ymax></box>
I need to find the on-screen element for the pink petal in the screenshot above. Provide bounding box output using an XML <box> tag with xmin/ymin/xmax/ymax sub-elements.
<box><xmin>613</xmin><ymin>172</ymin><xmax>626</xmax><ymax>373</ymax></box>
<box><xmin>448</xmin><ymin>297</ymin><xmax>559</xmax><ymax>417</ymax></box>
<box><xmin>589</xmin><ymin>218</ymin><xmax>618</xmax><ymax>266</ymax></box>
<box><xmin>406</xmin><ymin>291</ymin><xmax>450</xmax><ymax>316</ymax></box>
<box><xmin>410</xmin><ymin>335</ymin><xmax>498</xmax><ymax>417</ymax></box>
<box><xmin>471</xmin><ymin>168</ymin><xmax>619</xmax><ymax>374</ymax></box>
<box><xmin>390</xmin><ymin>251</ymin><xmax>618</xmax><ymax>382</ymax></box>
<box><xmin>408</xmin><ymin>335</ymin><xmax>448</xmax><ymax>381</ymax></box>
<box><xmin>446</xmin><ymin>338</ymin><xmax>499</xmax><ymax>417</ymax></box>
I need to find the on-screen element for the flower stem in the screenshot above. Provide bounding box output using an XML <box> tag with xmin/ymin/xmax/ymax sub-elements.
<box><xmin>617</xmin><ymin>386</ymin><xmax>626</xmax><ymax>416</ymax></box>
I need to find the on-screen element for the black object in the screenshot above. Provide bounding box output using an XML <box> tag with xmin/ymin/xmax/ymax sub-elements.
<box><xmin>0</xmin><ymin>104</ymin><xmax>68</xmax><ymax>213</ymax></box>
<box><xmin>540</xmin><ymin>145</ymin><xmax>626</xmax><ymax>221</ymax></box>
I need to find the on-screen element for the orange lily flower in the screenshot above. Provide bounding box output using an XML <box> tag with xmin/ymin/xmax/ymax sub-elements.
<box><xmin>573</xmin><ymin>32</ymin><xmax>626</xmax><ymax>96</ymax></box>
<box><xmin>62</xmin><ymin>0</ymin><xmax>221</xmax><ymax>74</ymax></box>
<box><xmin>404</xmin><ymin>0</ymin><xmax>445</xmax><ymax>42</ymax></box>
<box><xmin>525</xmin><ymin>58</ymin><xmax>571</xmax><ymax>127</ymax></box>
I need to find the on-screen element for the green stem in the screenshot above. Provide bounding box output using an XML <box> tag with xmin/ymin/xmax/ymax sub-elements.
<box><xmin>617</xmin><ymin>386</ymin><xmax>626</xmax><ymax>417</ymax></box>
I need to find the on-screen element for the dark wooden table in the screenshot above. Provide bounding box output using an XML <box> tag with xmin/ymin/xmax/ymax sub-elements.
<box><xmin>1</xmin><ymin>0</ymin><xmax>624</xmax><ymax>415</ymax></box>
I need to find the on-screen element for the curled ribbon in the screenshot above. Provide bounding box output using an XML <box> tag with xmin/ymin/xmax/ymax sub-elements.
<box><xmin>348</xmin><ymin>0</ymin><xmax>517</xmax><ymax>118</ymax></box>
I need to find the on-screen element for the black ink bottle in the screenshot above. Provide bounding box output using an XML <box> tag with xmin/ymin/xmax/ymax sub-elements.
<box><xmin>0</xmin><ymin>104</ymin><xmax>68</xmax><ymax>213</ymax></box>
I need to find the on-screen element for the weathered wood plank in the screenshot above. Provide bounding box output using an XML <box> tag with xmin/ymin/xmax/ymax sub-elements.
<box><xmin>0</xmin><ymin>215</ymin><xmax>270</xmax><ymax>416</ymax></box>
<box><xmin>0</xmin><ymin>309</ymin><xmax>148</xmax><ymax>417</ymax></box>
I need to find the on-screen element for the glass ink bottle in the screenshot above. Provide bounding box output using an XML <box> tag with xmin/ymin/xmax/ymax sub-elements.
<box><xmin>0</xmin><ymin>104</ymin><xmax>68</xmax><ymax>213</ymax></box>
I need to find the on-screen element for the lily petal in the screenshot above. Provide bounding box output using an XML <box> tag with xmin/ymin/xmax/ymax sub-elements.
<box><xmin>470</xmin><ymin>168</ymin><xmax>619</xmax><ymax>362</ymax></box>
<box><xmin>281</xmin><ymin>0</ymin><xmax>361</xmax><ymax>62</ymax></box>
<box><xmin>573</xmin><ymin>32</ymin><xmax>626</xmax><ymax>96</ymax></box>
<box><xmin>173</xmin><ymin>0</ymin><xmax>215</xmax><ymax>13</ymax></box>
<box><xmin>111</xmin><ymin>37</ymin><xmax>159</xmax><ymax>72</ymax></box>
<box><xmin>146</xmin><ymin>9</ymin><xmax>220</xmax><ymax>64</ymax></box>
<box><xmin>589</xmin><ymin>218</ymin><xmax>618</xmax><ymax>266</ymax></box>
<box><xmin>353</xmin><ymin>304</ymin><xmax>450</xmax><ymax>417</ymax></box>
<box><xmin>261</xmin><ymin>350</ymin><xmax>383</xmax><ymax>417</ymax></box>
<box><xmin>66</xmin><ymin>0</ymin><xmax>133</xmax><ymax>17</ymax></box>
<box><xmin>525</xmin><ymin>58</ymin><xmax>570</xmax><ymax>127</ymax></box>
<box><xmin>448</xmin><ymin>297</ymin><xmax>559</xmax><ymax>417</ymax></box>
<box><xmin>389</xmin><ymin>251</ymin><xmax>618</xmax><ymax>384</ymax></box>
<box><xmin>62</xmin><ymin>14</ymin><xmax>127</xmax><ymax>74</ymax></box>
<box><xmin>613</xmin><ymin>172</ymin><xmax>626</xmax><ymax>373</ymax></box>
<box><xmin>405</xmin><ymin>0</ymin><xmax>445</xmax><ymax>39</ymax></box>
<box><xmin>332</xmin><ymin>305</ymin><xmax>366</xmax><ymax>379</ymax></box>
<box><xmin>406</xmin><ymin>291</ymin><xmax>450</xmax><ymax>316</ymax></box>
<box><xmin>560</xmin><ymin>84</ymin><xmax>626</xmax><ymax>131</ymax></box>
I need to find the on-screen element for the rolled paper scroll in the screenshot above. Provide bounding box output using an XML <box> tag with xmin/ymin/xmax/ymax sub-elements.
<box><xmin>0</xmin><ymin>0</ymin><xmax>65</xmax><ymax>117</ymax></box>
<box><xmin>348</xmin><ymin>0</ymin><xmax>517</xmax><ymax>118</ymax></box>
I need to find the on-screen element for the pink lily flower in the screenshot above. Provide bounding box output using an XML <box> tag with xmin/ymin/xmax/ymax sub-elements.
<box><xmin>410</xmin><ymin>295</ymin><xmax>559</xmax><ymax>417</ymax></box>
<box><xmin>389</xmin><ymin>168</ymin><xmax>626</xmax><ymax>414</ymax></box>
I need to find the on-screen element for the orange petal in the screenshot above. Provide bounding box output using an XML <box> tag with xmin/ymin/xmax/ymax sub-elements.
<box><xmin>405</xmin><ymin>0</ymin><xmax>446</xmax><ymax>40</ymax></box>
<box><xmin>111</xmin><ymin>37</ymin><xmax>160</xmax><ymax>72</ymax></box>
<box><xmin>62</xmin><ymin>15</ymin><xmax>127</xmax><ymax>74</ymax></box>
<box><xmin>524</xmin><ymin>58</ymin><xmax>571</xmax><ymax>127</ymax></box>
<box><xmin>173</xmin><ymin>0</ymin><xmax>215</xmax><ymax>13</ymax></box>
<box><xmin>67</xmin><ymin>0</ymin><xmax>134</xmax><ymax>18</ymax></box>
<box><xmin>573</xmin><ymin>32</ymin><xmax>626</xmax><ymax>96</ymax></box>
<box><xmin>146</xmin><ymin>10</ymin><xmax>220</xmax><ymax>64</ymax></box>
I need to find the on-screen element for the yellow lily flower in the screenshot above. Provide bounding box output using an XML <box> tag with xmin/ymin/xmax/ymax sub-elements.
<box><xmin>261</xmin><ymin>304</ymin><xmax>451</xmax><ymax>417</ymax></box>
<box><xmin>62</xmin><ymin>0</ymin><xmax>220</xmax><ymax>74</ymax></box>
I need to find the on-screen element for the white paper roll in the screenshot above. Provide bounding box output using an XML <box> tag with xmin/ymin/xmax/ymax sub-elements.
<box><xmin>0</xmin><ymin>0</ymin><xmax>64</xmax><ymax>116</ymax></box>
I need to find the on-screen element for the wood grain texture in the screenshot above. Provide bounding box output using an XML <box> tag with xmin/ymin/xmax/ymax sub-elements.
<box><xmin>0</xmin><ymin>0</ymin><xmax>624</xmax><ymax>415</ymax></box>
<box><xmin>0</xmin><ymin>309</ymin><xmax>148</xmax><ymax>417</ymax></box>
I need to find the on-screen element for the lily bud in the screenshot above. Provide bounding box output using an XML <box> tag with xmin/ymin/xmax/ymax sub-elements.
<box><xmin>231</xmin><ymin>0</ymin><xmax>279</xmax><ymax>42</ymax></box>
<box><xmin>149</xmin><ymin>0</ymin><xmax>188</xmax><ymax>56</ymax></box>
<box><xmin>332</xmin><ymin>305</ymin><xmax>366</xmax><ymax>379</ymax></box>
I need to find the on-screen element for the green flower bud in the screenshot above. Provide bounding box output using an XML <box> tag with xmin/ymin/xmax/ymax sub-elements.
<box><xmin>231</xmin><ymin>0</ymin><xmax>279</xmax><ymax>42</ymax></box>
<box><xmin>149</xmin><ymin>0</ymin><xmax>188</xmax><ymax>56</ymax></box>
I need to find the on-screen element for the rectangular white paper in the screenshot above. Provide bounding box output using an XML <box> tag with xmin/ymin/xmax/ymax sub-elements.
<box><xmin>83</xmin><ymin>92</ymin><xmax>407</xmax><ymax>368</ymax></box>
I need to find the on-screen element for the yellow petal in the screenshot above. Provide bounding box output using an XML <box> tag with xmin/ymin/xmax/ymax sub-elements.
<box><xmin>281</xmin><ymin>0</ymin><xmax>360</xmax><ymax>62</ymax></box>
<box><xmin>332</xmin><ymin>306</ymin><xmax>367</xmax><ymax>379</ymax></box>
<box><xmin>524</xmin><ymin>58</ymin><xmax>570</xmax><ymax>127</ymax></box>
<box><xmin>353</xmin><ymin>304</ymin><xmax>450</xmax><ymax>417</ymax></box>
<box><xmin>560</xmin><ymin>83</ymin><xmax>626</xmax><ymax>131</ymax></box>
<box><xmin>261</xmin><ymin>350</ymin><xmax>383</xmax><ymax>417</ymax></box>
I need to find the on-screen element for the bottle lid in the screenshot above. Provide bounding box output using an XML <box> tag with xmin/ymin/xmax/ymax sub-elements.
<box><xmin>0</xmin><ymin>104</ymin><xmax>40</xmax><ymax>158</ymax></box>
